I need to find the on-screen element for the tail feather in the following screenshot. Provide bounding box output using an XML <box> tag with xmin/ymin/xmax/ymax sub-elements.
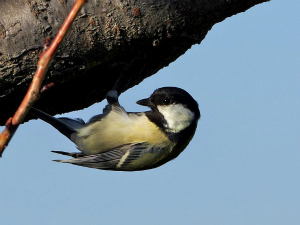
<box><xmin>51</xmin><ymin>150</ymin><xmax>85</xmax><ymax>158</ymax></box>
<box><xmin>53</xmin><ymin>160</ymin><xmax>63</xmax><ymax>163</ymax></box>
<box><xmin>51</xmin><ymin>150</ymin><xmax>70</xmax><ymax>156</ymax></box>
<box><xmin>29</xmin><ymin>107</ymin><xmax>77</xmax><ymax>140</ymax></box>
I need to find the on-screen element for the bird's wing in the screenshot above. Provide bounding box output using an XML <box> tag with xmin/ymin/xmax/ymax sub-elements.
<box><xmin>53</xmin><ymin>142</ymin><xmax>151</xmax><ymax>171</ymax></box>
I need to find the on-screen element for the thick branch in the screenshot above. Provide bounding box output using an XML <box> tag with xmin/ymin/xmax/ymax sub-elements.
<box><xmin>0</xmin><ymin>0</ymin><xmax>270</xmax><ymax>125</ymax></box>
<box><xmin>0</xmin><ymin>0</ymin><xmax>85</xmax><ymax>156</ymax></box>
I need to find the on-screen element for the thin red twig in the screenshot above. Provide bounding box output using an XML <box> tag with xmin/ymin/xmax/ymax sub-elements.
<box><xmin>0</xmin><ymin>0</ymin><xmax>86</xmax><ymax>157</ymax></box>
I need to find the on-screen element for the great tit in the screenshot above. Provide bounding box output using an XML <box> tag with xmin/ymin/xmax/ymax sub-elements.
<box><xmin>30</xmin><ymin>87</ymin><xmax>200</xmax><ymax>171</ymax></box>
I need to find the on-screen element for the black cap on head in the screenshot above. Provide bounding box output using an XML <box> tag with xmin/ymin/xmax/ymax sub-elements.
<box><xmin>137</xmin><ymin>87</ymin><xmax>200</xmax><ymax>120</ymax></box>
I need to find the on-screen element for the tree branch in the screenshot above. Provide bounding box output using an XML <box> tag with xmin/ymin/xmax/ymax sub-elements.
<box><xmin>0</xmin><ymin>0</ymin><xmax>86</xmax><ymax>157</ymax></box>
<box><xmin>0</xmin><ymin>0</ymin><xmax>270</xmax><ymax>126</ymax></box>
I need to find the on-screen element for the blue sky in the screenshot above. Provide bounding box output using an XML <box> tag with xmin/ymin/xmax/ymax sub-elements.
<box><xmin>1</xmin><ymin>1</ymin><xmax>299</xmax><ymax>225</ymax></box>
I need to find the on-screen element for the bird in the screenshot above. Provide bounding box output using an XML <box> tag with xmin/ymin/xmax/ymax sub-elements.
<box><xmin>29</xmin><ymin>87</ymin><xmax>200</xmax><ymax>171</ymax></box>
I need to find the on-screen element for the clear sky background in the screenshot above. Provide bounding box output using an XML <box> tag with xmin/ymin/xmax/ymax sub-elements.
<box><xmin>1</xmin><ymin>1</ymin><xmax>299</xmax><ymax>225</ymax></box>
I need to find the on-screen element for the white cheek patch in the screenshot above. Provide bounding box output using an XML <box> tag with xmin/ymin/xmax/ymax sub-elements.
<box><xmin>157</xmin><ymin>104</ymin><xmax>195</xmax><ymax>133</ymax></box>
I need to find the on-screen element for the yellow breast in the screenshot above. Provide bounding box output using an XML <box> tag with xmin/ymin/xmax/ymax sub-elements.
<box><xmin>75</xmin><ymin>111</ymin><xmax>170</xmax><ymax>155</ymax></box>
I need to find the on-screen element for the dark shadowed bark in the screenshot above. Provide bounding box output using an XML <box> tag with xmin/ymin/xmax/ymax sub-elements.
<box><xmin>0</xmin><ymin>0</ymin><xmax>270</xmax><ymax>125</ymax></box>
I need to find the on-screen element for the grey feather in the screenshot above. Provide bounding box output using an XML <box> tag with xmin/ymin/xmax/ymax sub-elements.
<box><xmin>53</xmin><ymin>142</ymin><xmax>147</xmax><ymax>171</ymax></box>
<box><xmin>29</xmin><ymin>107</ymin><xmax>78</xmax><ymax>140</ymax></box>
<box><xmin>57</xmin><ymin>117</ymin><xmax>85</xmax><ymax>130</ymax></box>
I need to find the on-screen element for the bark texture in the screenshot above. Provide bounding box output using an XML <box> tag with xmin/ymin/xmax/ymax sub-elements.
<box><xmin>0</xmin><ymin>0</ymin><xmax>270</xmax><ymax>125</ymax></box>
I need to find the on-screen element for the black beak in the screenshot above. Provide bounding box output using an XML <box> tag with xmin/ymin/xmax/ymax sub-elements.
<box><xmin>136</xmin><ymin>98</ymin><xmax>152</xmax><ymax>107</ymax></box>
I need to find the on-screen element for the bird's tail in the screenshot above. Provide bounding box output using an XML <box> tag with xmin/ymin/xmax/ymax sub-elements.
<box><xmin>51</xmin><ymin>150</ymin><xmax>85</xmax><ymax>158</ymax></box>
<box><xmin>29</xmin><ymin>107</ymin><xmax>76</xmax><ymax>140</ymax></box>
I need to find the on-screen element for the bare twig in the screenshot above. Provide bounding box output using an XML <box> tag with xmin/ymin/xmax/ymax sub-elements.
<box><xmin>0</xmin><ymin>0</ymin><xmax>86</xmax><ymax>157</ymax></box>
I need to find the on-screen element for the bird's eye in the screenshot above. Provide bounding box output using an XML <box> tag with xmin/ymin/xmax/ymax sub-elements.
<box><xmin>163</xmin><ymin>98</ymin><xmax>171</xmax><ymax>105</ymax></box>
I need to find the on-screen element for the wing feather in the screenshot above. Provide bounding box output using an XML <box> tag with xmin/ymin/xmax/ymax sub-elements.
<box><xmin>53</xmin><ymin>142</ymin><xmax>146</xmax><ymax>171</ymax></box>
